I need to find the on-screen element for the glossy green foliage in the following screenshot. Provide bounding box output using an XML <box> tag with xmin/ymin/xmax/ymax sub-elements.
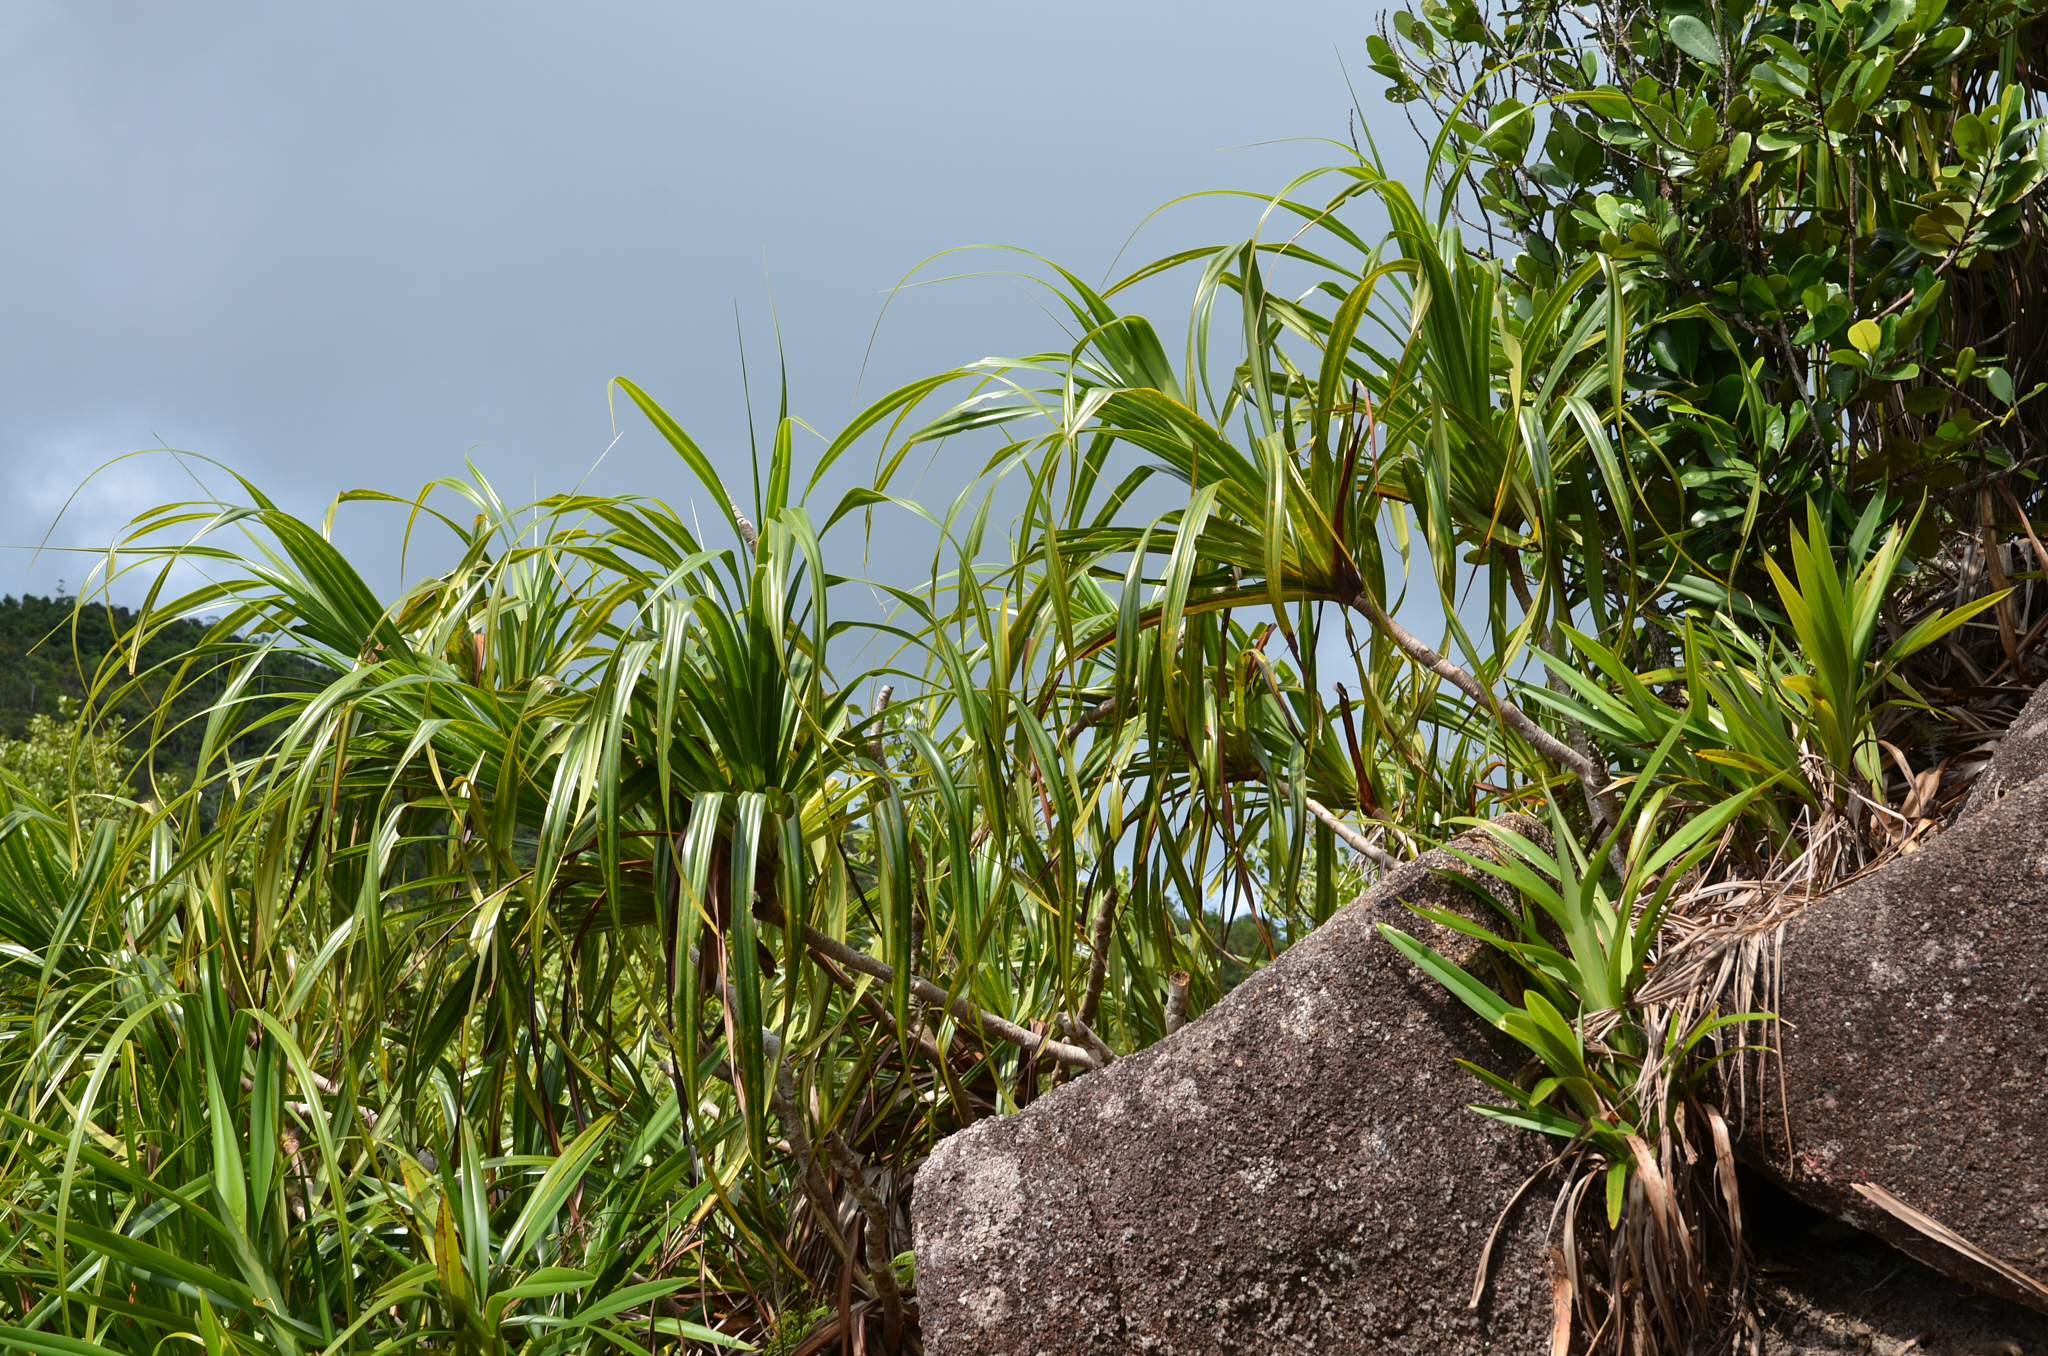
<box><xmin>1372</xmin><ymin>0</ymin><xmax>2048</xmax><ymax>581</ymax></box>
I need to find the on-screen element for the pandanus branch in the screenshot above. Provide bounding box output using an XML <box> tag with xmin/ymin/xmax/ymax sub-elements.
<box><xmin>1346</xmin><ymin>590</ymin><xmax>1620</xmax><ymax>833</ymax></box>
<box><xmin>768</xmin><ymin>1055</ymin><xmax>851</xmax><ymax>1264</ymax></box>
<box><xmin>1304</xmin><ymin>796</ymin><xmax>1401</xmax><ymax>870</ymax></box>
<box><xmin>1077</xmin><ymin>882</ymin><xmax>1118</xmax><ymax>1029</ymax></box>
<box><xmin>758</xmin><ymin>1021</ymin><xmax>907</xmax><ymax>1351</ymax></box>
<box><xmin>803</xmin><ymin>924</ymin><xmax>1103</xmax><ymax>1070</ymax></box>
<box><xmin>1163</xmin><ymin>972</ymin><xmax>1192</xmax><ymax>1034</ymax></box>
<box><xmin>824</xmin><ymin>1128</ymin><xmax>909</xmax><ymax>1352</ymax></box>
<box><xmin>754</xmin><ymin>898</ymin><xmax>1103</xmax><ymax>1071</ymax></box>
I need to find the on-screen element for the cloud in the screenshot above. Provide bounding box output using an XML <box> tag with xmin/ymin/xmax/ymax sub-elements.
<box><xmin>2</xmin><ymin>432</ymin><xmax>239</xmax><ymax>604</ymax></box>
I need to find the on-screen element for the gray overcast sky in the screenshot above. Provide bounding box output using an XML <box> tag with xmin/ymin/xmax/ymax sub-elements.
<box><xmin>0</xmin><ymin>0</ymin><xmax>1421</xmax><ymax>609</ymax></box>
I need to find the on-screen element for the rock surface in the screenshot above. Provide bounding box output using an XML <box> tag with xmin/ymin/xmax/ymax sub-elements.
<box><xmin>1744</xmin><ymin>1172</ymin><xmax>2048</xmax><ymax>1355</ymax></box>
<box><xmin>1757</xmin><ymin>773</ymin><xmax>2048</xmax><ymax>1314</ymax></box>
<box><xmin>1759</xmin><ymin>1254</ymin><xmax>2047</xmax><ymax>1355</ymax></box>
<box><xmin>913</xmin><ymin>822</ymin><xmax>1563</xmax><ymax>1355</ymax></box>
<box><xmin>1959</xmin><ymin>680</ymin><xmax>2048</xmax><ymax>821</ymax></box>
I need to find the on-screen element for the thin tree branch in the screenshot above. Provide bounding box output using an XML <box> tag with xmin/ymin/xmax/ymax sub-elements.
<box><xmin>728</xmin><ymin>497</ymin><xmax>759</xmax><ymax>553</ymax></box>
<box><xmin>1346</xmin><ymin>593</ymin><xmax>1619</xmax><ymax>830</ymax></box>
<box><xmin>1304</xmin><ymin>796</ymin><xmax>1402</xmax><ymax>870</ymax></box>
<box><xmin>868</xmin><ymin>684</ymin><xmax>893</xmax><ymax>763</ymax></box>
<box><xmin>1055</xmin><ymin>1012</ymin><xmax>1116</xmax><ymax>1066</ymax></box>
<box><xmin>793</xmin><ymin>920</ymin><xmax>1102</xmax><ymax>1071</ymax></box>
<box><xmin>769</xmin><ymin>1054</ymin><xmax>851</xmax><ymax>1263</ymax></box>
<box><xmin>1063</xmin><ymin>695</ymin><xmax>1118</xmax><ymax>741</ymax></box>
<box><xmin>824</xmin><ymin>1129</ymin><xmax>908</xmax><ymax>1351</ymax></box>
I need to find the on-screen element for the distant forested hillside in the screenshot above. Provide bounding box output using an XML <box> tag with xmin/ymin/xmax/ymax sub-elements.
<box><xmin>0</xmin><ymin>593</ymin><xmax>330</xmax><ymax>783</ymax></box>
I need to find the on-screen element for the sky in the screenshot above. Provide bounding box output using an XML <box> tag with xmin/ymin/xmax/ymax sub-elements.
<box><xmin>0</xmin><ymin>1</ymin><xmax>1426</xmax><ymax>617</ymax></box>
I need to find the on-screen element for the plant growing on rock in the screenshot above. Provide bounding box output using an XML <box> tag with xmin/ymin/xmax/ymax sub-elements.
<box><xmin>1378</xmin><ymin>502</ymin><xmax>1999</xmax><ymax>1347</ymax></box>
<box><xmin>1380</xmin><ymin>740</ymin><xmax>1772</xmax><ymax>1348</ymax></box>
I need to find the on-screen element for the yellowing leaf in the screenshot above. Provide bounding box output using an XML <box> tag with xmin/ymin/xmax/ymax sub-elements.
<box><xmin>1847</xmin><ymin>319</ymin><xmax>1882</xmax><ymax>355</ymax></box>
